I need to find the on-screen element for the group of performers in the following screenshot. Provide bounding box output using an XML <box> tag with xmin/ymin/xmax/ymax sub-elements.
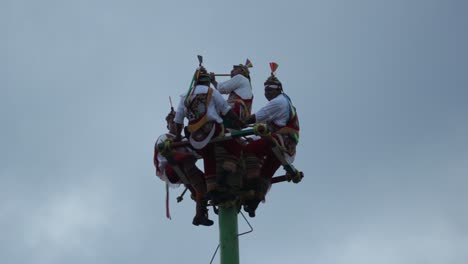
<box><xmin>154</xmin><ymin>59</ymin><xmax>301</xmax><ymax>226</ymax></box>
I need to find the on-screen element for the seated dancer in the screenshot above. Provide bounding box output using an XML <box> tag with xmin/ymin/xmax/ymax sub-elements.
<box><xmin>173</xmin><ymin>67</ymin><xmax>245</xmax><ymax>200</ymax></box>
<box><xmin>154</xmin><ymin>110</ymin><xmax>213</xmax><ymax>226</ymax></box>
<box><xmin>243</xmin><ymin>63</ymin><xmax>301</xmax><ymax>217</ymax></box>
<box><xmin>210</xmin><ymin>59</ymin><xmax>254</xmax><ymax>121</ymax></box>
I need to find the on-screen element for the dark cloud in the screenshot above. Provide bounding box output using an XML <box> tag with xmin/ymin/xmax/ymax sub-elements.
<box><xmin>2</xmin><ymin>0</ymin><xmax>468</xmax><ymax>263</ymax></box>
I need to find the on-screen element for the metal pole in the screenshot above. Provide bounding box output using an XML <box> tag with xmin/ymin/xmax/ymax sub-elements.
<box><xmin>218</xmin><ymin>204</ymin><xmax>240</xmax><ymax>264</ymax></box>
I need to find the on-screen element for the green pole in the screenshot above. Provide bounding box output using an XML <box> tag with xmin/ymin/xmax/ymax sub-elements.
<box><xmin>218</xmin><ymin>204</ymin><xmax>240</xmax><ymax>264</ymax></box>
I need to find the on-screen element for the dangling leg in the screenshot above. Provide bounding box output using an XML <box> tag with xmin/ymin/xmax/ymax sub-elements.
<box><xmin>184</xmin><ymin>160</ymin><xmax>214</xmax><ymax>226</ymax></box>
<box><xmin>193</xmin><ymin>199</ymin><xmax>214</xmax><ymax>226</ymax></box>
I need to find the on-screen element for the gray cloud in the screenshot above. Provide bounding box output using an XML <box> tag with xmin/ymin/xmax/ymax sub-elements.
<box><xmin>2</xmin><ymin>0</ymin><xmax>468</xmax><ymax>263</ymax></box>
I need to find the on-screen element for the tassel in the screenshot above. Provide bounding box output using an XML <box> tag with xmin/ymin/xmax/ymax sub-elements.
<box><xmin>166</xmin><ymin>183</ymin><xmax>171</xmax><ymax>219</ymax></box>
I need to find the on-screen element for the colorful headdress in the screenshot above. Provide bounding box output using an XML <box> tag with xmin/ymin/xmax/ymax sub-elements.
<box><xmin>233</xmin><ymin>58</ymin><xmax>253</xmax><ymax>77</ymax></box>
<box><xmin>195</xmin><ymin>66</ymin><xmax>211</xmax><ymax>84</ymax></box>
<box><xmin>264</xmin><ymin>62</ymin><xmax>282</xmax><ymax>90</ymax></box>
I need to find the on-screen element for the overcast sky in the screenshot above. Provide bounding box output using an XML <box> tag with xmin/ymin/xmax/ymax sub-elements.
<box><xmin>2</xmin><ymin>0</ymin><xmax>468</xmax><ymax>263</ymax></box>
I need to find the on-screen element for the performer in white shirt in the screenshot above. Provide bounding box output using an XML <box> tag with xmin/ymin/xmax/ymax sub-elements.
<box><xmin>174</xmin><ymin>67</ymin><xmax>244</xmax><ymax>197</ymax></box>
<box><xmin>242</xmin><ymin>63</ymin><xmax>300</xmax><ymax>217</ymax></box>
<box><xmin>210</xmin><ymin>60</ymin><xmax>254</xmax><ymax>121</ymax></box>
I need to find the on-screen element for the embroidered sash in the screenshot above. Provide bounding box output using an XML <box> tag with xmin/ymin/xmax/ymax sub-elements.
<box><xmin>186</xmin><ymin>87</ymin><xmax>214</xmax><ymax>133</ymax></box>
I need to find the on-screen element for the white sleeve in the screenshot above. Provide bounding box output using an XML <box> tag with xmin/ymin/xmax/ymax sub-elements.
<box><xmin>212</xmin><ymin>88</ymin><xmax>231</xmax><ymax>115</ymax></box>
<box><xmin>255</xmin><ymin>98</ymin><xmax>282</xmax><ymax>123</ymax></box>
<box><xmin>174</xmin><ymin>95</ymin><xmax>186</xmax><ymax>124</ymax></box>
<box><xmin>217</xmin><ymin>75</ymin><xmax>244</xmax><ymax>94</ymax></box>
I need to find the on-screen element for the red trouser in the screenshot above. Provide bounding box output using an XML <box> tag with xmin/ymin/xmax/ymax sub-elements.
<box><xmin>243</xmin><ymin>138</ymin><xmax>281</xmax><ymax>179</ymax></box>
<box><xmin>164</xmin><ymin>166</ymin><xmax>180</xmax><ymax>184</ymax></box>
<box><xmin>164</xmin><ymin>153</ymin><xmax>194</xmax><ymax>184</ymax></box>
<box><xmin>165</xmin><ymin>153</ymin><xmax>205</xmax><ymax>201</ymax></box>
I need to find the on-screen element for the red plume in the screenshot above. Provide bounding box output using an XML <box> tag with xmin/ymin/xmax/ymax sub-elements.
<box><xmin>269</xmin><ymin>62</ymin><xmax>278</xmax><ymax>74</ymax></box>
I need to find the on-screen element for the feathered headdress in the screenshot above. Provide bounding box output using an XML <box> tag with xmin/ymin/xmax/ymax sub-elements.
<box><xmin>233</xmin><ymin>58</ymin><xmax>253</xmax><ymax>77</ymax></box>
<box><xmin>264</xmin><ymin>62</ymin><xmax>282</xmax><ymax>90</ymax></box>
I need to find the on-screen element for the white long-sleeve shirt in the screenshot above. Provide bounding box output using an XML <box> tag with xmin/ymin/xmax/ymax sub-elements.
<box><xmin>255</xmin><ymin>94</ymin><xmax>291</xmax><ymax>127</ymax></box>
<box><xmin>217</xmin><ymin>75</ymin><xmax>253</xmax><ymax>99</ymax></box>
<box><xmin>174</xmin><ymin>85</ymin><xmax>231</xmax><ymax>124</ymax></box>
<box><xmin>255</xmin><ymin>93</ymin><xmax>297</xmax><ymax>163</ymax></box>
